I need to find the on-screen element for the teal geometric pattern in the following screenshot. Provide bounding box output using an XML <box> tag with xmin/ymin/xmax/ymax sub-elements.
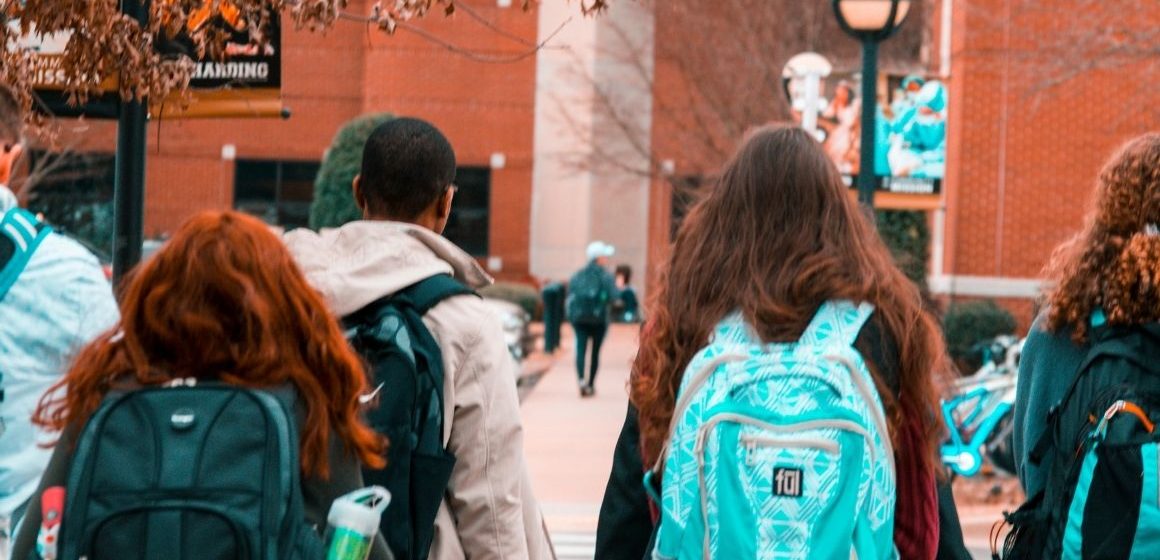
<box><xmin>653</xmin><ymin>301</ymin><xmax>898</xmax><ymax>560</ymax></box>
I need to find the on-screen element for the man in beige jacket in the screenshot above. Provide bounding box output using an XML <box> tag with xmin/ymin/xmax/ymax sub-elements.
<box><xmin>285</xmin><ymin>117</ymin><xmax>554</xmax><ymax>560</ymax></box>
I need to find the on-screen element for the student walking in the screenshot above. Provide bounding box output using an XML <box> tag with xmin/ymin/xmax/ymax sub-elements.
<box><xmin>597</xmin><ymin>125</ymin><xmax>965</xmax><ymax>559</ymax></box>
<box><xmin>285</xmin><ymin>117</ymin><xmax>553</xmax><ymax>560</ymax></box>
<box><xmin>567</xmin><ymin>241</ymin><xmax>617</xmax><ymax>397</ymax></box>
<box><xmin>11</xmin><ymin>211</ymin><xmax>389</xmax><ymax>560</ymax></box>
<box><xmin>1004</xmin><ymin>133</ymin><xmax>1160</xmax><ymax>558</ymax></box>
<box><xmin>0</xmin><ymin>84</ymin><xmax>118</xmax><ymax>541</ymax></box>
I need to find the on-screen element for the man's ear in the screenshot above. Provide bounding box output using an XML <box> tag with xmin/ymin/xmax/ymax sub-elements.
<box><xmin>0</xmin><ymin>143</ymin><xmax>22</xmax><ymax>186</ymax></box>
<box><xmin>351</xmin><ymin>174</ymin><xmax>365</xmax><ymax>212</ymax></box>
<box><xmin>436</xmin><ymin>186</ymin><xmax>454</xmax><ymax>220</ymax></box>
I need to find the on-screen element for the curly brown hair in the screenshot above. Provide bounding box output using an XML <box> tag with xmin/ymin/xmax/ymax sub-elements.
<box><xmin>1044</xmin><ymin>133</ymin><xmax>1160</xmax><ymax>342</ymax></box>
<box><xmin>631</xmin><ymin>125</ymin><xmax>948</xmax><ymax>472</ymax></box>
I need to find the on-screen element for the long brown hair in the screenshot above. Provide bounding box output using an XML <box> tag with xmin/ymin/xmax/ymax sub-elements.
<box><xmin>1044</xmin><ymin>133</ymin><xmax>1160</xmax><ymax>342</ymax></box>
<box><xmin>632</xmin><ymin>125</ymin><xmax>947</xmax><ymax>470</ymax></box>
<box><xmin>34</xmin><ymin>211</ymin><xmax>385</xmax><ymax>478</ymax></box>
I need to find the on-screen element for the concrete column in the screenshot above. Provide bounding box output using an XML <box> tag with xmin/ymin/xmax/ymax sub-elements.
<box><xmin>530</xmin><ymin>1</ymin><xmax>655</xmax><ymax>291</ymax></box>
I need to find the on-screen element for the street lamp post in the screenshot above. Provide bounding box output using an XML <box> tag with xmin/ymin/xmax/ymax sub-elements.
<box><xmin>832</xmin><ymin>0</ymin><xmax>911</xmax><ymax>210</ymax></box>
<box><xmin>112</xmin><ymin>0</ymin><xmax>150</xmax><ymax>285</ymax></box>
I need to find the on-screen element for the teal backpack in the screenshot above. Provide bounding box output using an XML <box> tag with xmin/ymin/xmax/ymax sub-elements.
<box><xmin>0</xmin><ymin>207</ymin><xmax>51</xmax><ymax>300</ymax></box>
<box><xmin>645</xmin><ymin>301</ymin><xmax>897</xmax><ymax>559</ymax></box>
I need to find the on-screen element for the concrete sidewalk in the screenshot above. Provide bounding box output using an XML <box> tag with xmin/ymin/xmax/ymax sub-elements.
<box><xmin>521</xmin><ymin>323</ymin><xmax>638</xmax><ymax>558</ymax></box>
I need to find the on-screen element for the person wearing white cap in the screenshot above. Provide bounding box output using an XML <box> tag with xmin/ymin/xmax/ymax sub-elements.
<box><xmin>567</xmin><ymin>241</ymin><xmax>618</xmax><ymax>397</ymax></box>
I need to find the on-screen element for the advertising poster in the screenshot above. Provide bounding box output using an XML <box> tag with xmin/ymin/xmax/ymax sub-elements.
<box><xmin>786</xmin><ymin>69</ymin><xmax>947</xmax><ymax>197</ymax></box>
<box><xmin>160</xmin><ymin>2</ymin><xmax>282</xmax><ymax>91</ymax></box>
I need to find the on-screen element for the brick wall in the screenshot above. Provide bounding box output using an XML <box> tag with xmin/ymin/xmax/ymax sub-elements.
<box><xmin>55</xmin><ymin>1</ymin><xmax>539</xmax><ymax>282</ymax></box>
<box><xmin>646</xmin><ymin>1</ymin><xmax>1159</xmax><ymax>330</ymax></box>
<box><xmin>942</xmin><ymin>0</ymin><xmax>1159</xmax><ymax>327</ymax></box>
<box><xmin>357</xmin><ymin>1</ymin><xmax>539</xmax><ymax>283</ymax></box>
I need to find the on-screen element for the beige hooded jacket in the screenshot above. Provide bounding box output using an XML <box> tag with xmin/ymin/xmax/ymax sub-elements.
<box><xmin>285</xmin><ymin>221</ymin><xmax>555</xmax><ymax>560</ymax></box>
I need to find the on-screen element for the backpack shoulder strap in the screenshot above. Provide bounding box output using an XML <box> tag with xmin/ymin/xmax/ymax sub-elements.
<box><xmin>343</xmin><ymin>274</ymin><xmax>477</xmax><ymax>328</ymax></box>
<box><xmin>0</xmin><ymin>208</ymin><xmax>52</xmax><ymax>301</ymax></box>
<box><xmin>799</xmin><ymin>299</ymin><xmax>876</xmax><ymax>347</ymax></box>
<box><xmin>394</xmin><ymin>273</ymin><xmax>478</xmax><ymax>314</ymax></box>
<box><xmin>1029</xmin><ymin>327</ymin><xmax>1160</xmax><ymax>464</ymax></box>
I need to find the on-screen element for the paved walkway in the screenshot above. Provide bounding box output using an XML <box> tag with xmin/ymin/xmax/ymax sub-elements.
<box><xmin>522</xmin><ymin>324</ymin><xmax>638</xmax><ymax>558</ymax></box>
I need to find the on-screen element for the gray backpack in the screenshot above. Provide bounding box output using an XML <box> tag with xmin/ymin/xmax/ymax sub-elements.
<box><xmin>567</xmin><ymin>265</ymin><xmax>611</xmax><ymax>326</ymax></box>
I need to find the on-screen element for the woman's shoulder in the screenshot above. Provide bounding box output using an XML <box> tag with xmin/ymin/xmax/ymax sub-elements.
<box><xmin>1024</xmin><ymin>311</ymin><xmax>1085</xmax><ymax>349</ymax></box>
<box><xmin>1021</xmin><ymin>310</ymin><xmax>1090</xmax><ymax>375</ymax></box>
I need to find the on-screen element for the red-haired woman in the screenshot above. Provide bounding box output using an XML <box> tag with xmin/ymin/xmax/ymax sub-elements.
<box><xmin>1015</xmin><ymin>134</ymin><xmax>1160</xmax><ymax>500</ymax></box>
<box><xmin>12</xmin><ymin>211</ymin><xmax>388</xmax><ymax>559</ymax></box>
<box><xmin>596</xmin><ymin>125</ymin><xmax>967</xmax><ymax>559</ymax></box>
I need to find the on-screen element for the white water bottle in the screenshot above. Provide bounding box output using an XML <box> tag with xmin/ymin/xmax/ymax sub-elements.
<box><xmin>326</xmin><ymin>486</ymin><xmax>391</xmax><ymax>560</ymax></box>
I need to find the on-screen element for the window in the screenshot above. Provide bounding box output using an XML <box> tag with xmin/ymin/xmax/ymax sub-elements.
<box><xmin>234</xmin><ymin>159</ymin><xmax>320</xmax><ymax>230</ymax></box>
<box><xmin>444</xmin><ymin>167</ymin><xmax>490</xmax><ymax>257</ymax></box>
<box><xmin>24</xmin><ymin>151</ymin><xmax>116</xmax><ymax>259</ymax></box>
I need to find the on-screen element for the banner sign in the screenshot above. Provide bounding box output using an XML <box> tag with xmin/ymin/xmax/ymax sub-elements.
<box><xmin>15</xmin><ymin>2</ymin><xmax>284</xmax><ymax>119</ymax></box>
<box><xmin>163</xmin><ymin>2</ymin><xmax>282</xmax><ymax>90</ymax></box>
<box><xmin>786</xmin><ymin>67</ymin><xmax>947</xmax><ymax>205</ymax></box>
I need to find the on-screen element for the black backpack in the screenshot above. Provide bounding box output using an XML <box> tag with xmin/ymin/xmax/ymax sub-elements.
<box><xmin>57</xmin><ymin>382</ymin><xmax>325</xmax><ymax>560</ymax></box>
<box><xmin>999</xmin><ymin>324</ymin><xmax>1160</xmax><ymax>559</ymax></box>
<box><xmin>567</xmin><ymin>265</ymin><xmax>611</xmax><ymax>326</ymax></box>
<box><xmin>342</xmin><ymin>274</ymin><xmax>475</xmax><ymax>560</ymax></box>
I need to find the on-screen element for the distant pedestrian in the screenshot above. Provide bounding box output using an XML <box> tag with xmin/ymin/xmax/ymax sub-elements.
<box><xmin>612</xmin><ymin>264</ymin><xmax>640</xmax><ymax>323</ymax></box>
<box><xmin>11</xmin><ymin>211</ymin><xmax>389</xmax><ymax>560</ymax></box>
<box><xmin>0</xmin><ymin>84</ymin><xmax>118</xmax><ymax>541</ymax></box>
<box><xmin>567</xmin><ymin>241</ymin><xmax>617</xmax><ymax>397</ymax></box>
<box><xmin>598</xmin><ymin>125</ymin><xmax>965</xmax><ymax>559</ymax></box>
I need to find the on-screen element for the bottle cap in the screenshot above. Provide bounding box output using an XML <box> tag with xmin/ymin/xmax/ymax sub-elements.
<box><xmin>328</xmin><ymin>486</ymin><xmax>391</xmax><ymax>537</ymax></box>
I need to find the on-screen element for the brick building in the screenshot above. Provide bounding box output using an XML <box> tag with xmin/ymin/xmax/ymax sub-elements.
<box><xmin>22</xmin><ymin>0</ymin><xmax>1159</xmax><ymax>324</ymax></box>
<box><xmin>29</xmin><ymin>0</ymin><xmax>540</xmax><ymax>282</ymax></box>
<box><xmin>935</xmin><ymin>0</ymin><xmax>1159</xmax><ymax>327</ymax></box>
<box><xmin>644</xmin><ymin>0</ymin><xmax>1159</xmax><ymax>329</ymax></box>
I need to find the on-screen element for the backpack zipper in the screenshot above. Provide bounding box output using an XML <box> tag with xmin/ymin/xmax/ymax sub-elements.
<box><xmin>651</xmin><ymin>353</ymin><xmax>748</xmax><ymax>472</ymax></box>
<box><xmin>740</xmin><ymin>435</ymin><xmax>839</xmax><ymax>466</ymax></box>
<box><xmin>359</xmin><ymin>382</ymin><xmax>385</xmax><ymax>405</ymax></box>
<box><xmin>694</xmin><ymin>413</ymin><xmax>875</xmax><ymax>558</ymax></box>
<box><xmin>824</xmin><ymin>352</ymin><xmax>895</xmax><ymax>472</ymax></box>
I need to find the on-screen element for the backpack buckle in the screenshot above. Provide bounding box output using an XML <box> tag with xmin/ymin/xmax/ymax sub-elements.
<box><xmin>1093</xmin><ymin>400</ymin><xmax>1155</xmax><ymax>440</ymax></box>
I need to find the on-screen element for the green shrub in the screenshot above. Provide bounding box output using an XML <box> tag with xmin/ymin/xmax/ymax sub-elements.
<box><xmin>876</xmin><ymin>209</ymin><xmax>931</xmax><ymax>294</ymax></box>
<box><xmin>944</xmin><ymin>299</ymin><xmax>1017</xmax><ymax>373</ymax></box>
<box><xmin>309</xmin><ymin>113</ymin><xmax>395</xmax><ymax>230</ymax></box>
<box><xmin>480</xmin><ymin>282</ymin><xmax>542</xmax><ymax>320</ymax></box>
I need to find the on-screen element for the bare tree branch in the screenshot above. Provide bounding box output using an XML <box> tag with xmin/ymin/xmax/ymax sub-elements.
<box><xmin>0</xmin><ymin>0</ymin><xmax>597</xmax><ymax>130</ymax></box>
<box><xmin>336</xmin><ymin>9</ymin><xmax>570</xmax><ymax>64</ymax></box>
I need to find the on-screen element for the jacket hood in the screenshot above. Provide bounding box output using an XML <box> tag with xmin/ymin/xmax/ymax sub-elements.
<box><xmin>284</xmin><ymin>220</ymin><xmax>492</xmax><ymax>317</ymax></box>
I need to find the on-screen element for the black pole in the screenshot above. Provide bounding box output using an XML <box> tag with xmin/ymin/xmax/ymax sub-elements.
<box><xmin>857</xmin><ymin>39</ymin><xmax>879</xmax><ymax>210</ymax></box>
<box><xmin>112</xmin><ymin>0</ymin><xmax>149</xmax><ymax>285</ymax></box>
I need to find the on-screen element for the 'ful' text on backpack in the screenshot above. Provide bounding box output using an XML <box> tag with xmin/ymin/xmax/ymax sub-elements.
<box><xmin>343</xmin><ymin>274</ymin><xmax>475</xmax><ymax>560</ymax></box>
<box><xmin>999</xmin><ymin>324</ymin><xmax>1160</xmax><ymax>559</ymax></box>
<box><xmin>567</xmin><ymin>265</ymin><xmax>610</xmax><ymax>326</ymax></box>
<box><xmin>645</xmin><ymin>301</ymin><xmax>897</xmax><ymax>560</ymax></box>
<box><xmin>57</xmin><ymin>381</ymin><xmax>325</xmax><ymax>560</ymax></box>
